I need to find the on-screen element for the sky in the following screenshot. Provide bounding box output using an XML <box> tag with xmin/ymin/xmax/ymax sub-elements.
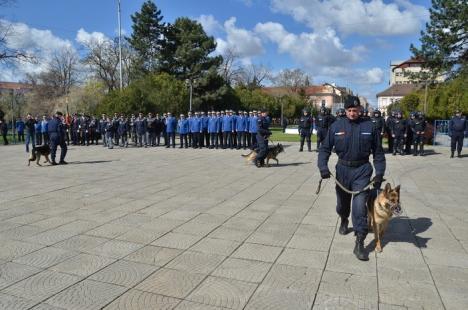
<box><xmin>0</xmin><ymin>0</ymin><xmax>432</xmax><ymax>106</ymax></box>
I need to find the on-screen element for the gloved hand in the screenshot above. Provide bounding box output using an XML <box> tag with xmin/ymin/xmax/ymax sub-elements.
<box><xmin>372</xmin><ymin>175</ymin><xmax>383</xmax><ymax>189</ymax></box>
<box><xmin>320</xmin><ymin>170</ymin><xmax>331</xmax><ymax>179</ymax></box>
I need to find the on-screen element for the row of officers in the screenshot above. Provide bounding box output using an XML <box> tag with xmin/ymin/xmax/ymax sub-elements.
<box><xmin>298</xmin><ymin>107</ymin><xmax>443</xmax><ymax>157</ymax></box>
<box><xmin>66</xmin><ymin>110</ymin><xmax>267</xmax><ymax>150</ymax></box>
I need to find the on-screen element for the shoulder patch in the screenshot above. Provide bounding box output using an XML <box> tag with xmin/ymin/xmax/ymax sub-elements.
<box><xmin>335</xmin><ymin>131</ymin><xmax>345</xmax><ymax>136</ymax></box>
<box><xmin>361</xmin><ymin>132</ymin><xmax>371</xmax><ymax>135</ymax></box>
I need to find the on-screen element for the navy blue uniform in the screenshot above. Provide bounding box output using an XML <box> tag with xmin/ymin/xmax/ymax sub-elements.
<box><xmin>391</xmin><ymin>117</ymin><xmax>407</xmax><ymax>155</ymax></box>
<box><xmin>134</xmin><ymin>117</ymin><xmax>147</xmax><ymax>147</ymax></box>
<box><xmin>449</xmin><ymin>115</ymin><xmax>466</xmax><ymax>156</ymax></box>
<box><xmin>48</xmin><ymin>117</ymin><xmax>67</xmax><ymax>163</ymax></box>
<box><xmin>318</xmin><ymin>117</ymin><xmax>386</xmax><ymax>236</ymax></box>
<box><xmin>410</xmin><ymin>116</ymin><xmax>426</xmax><ymax>156</ymax></box>
<box><xmin>298</xmin><ymin>114</ymin><xmax>313</xmax><ymax>151</ymax></box>
<box><xmin>255</xmin><ymin>116</ymin><xmax>271</xmax><ymax>165</ymax></box>
<box><xmin>316</xmin><ymin>113</ymin><xmax>334</xmax><ymax>150</ymax></box>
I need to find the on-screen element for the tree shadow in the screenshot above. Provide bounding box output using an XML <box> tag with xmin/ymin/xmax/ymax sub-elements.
<box><xmin>68</xmin><ymin>160</ymin><xmax>115</xmax><ymax>165</ymax></box>
<box><xmin>419</xmin><ymin>149</ymin><xmax>442</xmax><ymax>156</ymax></box>
<box><xmin>456</xmin><ymin>154</ymin><xmax>468</xmax><ymax>158</ymax></box>
<box><xmin>366</xmin><ymin>216</ymin><xmax>432</xmax><ymax>252</ymax></box>
<box><xmin>267</xmin><ymin>162</ymin><xmax>311</xmax><ymax>167</ymax></box>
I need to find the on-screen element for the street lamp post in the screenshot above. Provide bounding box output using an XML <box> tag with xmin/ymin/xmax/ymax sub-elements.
<box><xmin>117</xmin><ymin>0</ymin><xmax>123</xmax><ymax>90</ymax></box>
<box><xmin>186</xmin><ymin>79</ymin><xmax>195</xmax><ymax>112</ymax></box>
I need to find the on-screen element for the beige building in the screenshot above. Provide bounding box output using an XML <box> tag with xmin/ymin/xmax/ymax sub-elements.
<box><xmin>390</xmin><ymin>58</ymin><xmax>445</xmax><ymax>85</ymax></box>
<box><xmin>376</xmin><ymin>84</ymin><xmax>419</xmax><ymax>115</ymax></box>
<box><xmin>262</xmin><ymin>83</ymin><xmax>355</xmax><ymax>113</ymax></box>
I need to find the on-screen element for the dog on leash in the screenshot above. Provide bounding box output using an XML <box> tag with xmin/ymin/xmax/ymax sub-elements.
<box><xmin>28</xmin><ymin>144</ymin><xmax>51</xmax><ymax>166</ymax></box>
<box><xmin>241</xmin><ymin>143</ymin><xmax>285</xmax><ymax>167</ymax></box>
<box><xmin>367</xmin><ymin>183</ymin><xmax>402</xmax><ymax>252</ymax></box>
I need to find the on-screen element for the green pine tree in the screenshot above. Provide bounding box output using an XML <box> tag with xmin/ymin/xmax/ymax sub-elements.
<box><xmin>127</xmin><ymin>0</ymin><xmax>166</xmax><ymax>73</ymax></box>
<box><xmin>410</xmin><ymin>0</ymin><xmax>468</xmax><ymax>78</ymax></box>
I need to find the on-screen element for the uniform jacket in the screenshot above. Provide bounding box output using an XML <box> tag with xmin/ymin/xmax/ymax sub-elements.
<box><xmin>166</xmin><ymin>116</ymin><xmax>177</xmax><ymax>133</ymax></box>
<box><xmin>178</xmin><ymin>118</ymin><xmax>189</xmax><ymax>134</ymax></box>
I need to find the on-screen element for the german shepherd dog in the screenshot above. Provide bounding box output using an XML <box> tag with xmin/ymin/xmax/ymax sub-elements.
<box><xmin>367</xmin><ymin>183</ymin><xmax>402</xmax><ymax>252</ymax></box>
<box><xmin>28</xmin><ymin>144</ymin><xmax>51</xmax><ymax>166</ymax></box>
<box><xmin>241</xmin><ymin>143</ymin><xmax>285</xmax><ymax>167</ymax></box>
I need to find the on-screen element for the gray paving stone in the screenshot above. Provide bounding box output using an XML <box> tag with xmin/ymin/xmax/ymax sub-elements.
<box><xmin>31</xmin><ymin>303</ymin><xmax>67</xmax><ymax>310</ymax></box>
<box><xmin>50</xmin><ymin>253</ymin><xmax>116</xmax><ymax>277</ymax></box>
<box><xmin>276</xmin><ymin>248</ymin><xmax>327</xmax><ymax>269</ymax></box>
<box><xmin>166</xmin><ymin>251</ymin><xmax>225</xmax><ymax>275</ymax></box>
<box><xmin>84</xmin><ymin>239</ymin><xmax>143</xmax><ymax>259</ymax></box>
<box><xmin>187</xmin><ymin>276</ymin><xmax>257</xmax><ymax>310</ymax></box>
<box><xmin>174</xmin><ymin>300</ymin><xmax>223</xmax><ymax>310</ymax></box>
<box><xmin>1</xmin><ymin>143</ymin><xmax>467</xmax><ymax>309</ymax></box>
<box><xmin>231</xmin><ymin>243</ymin><xmax>282</xmax><ymax>263</ymax></box>
<box><xmin>212</xmin><ymin>258</ymin><xmax>272</xmax><ymax>283</ymax></box>
<box><xmin>53</xmin><ymin>234</ymin><xmax>109</xmax><ymax>252</ymax></box>
<box><xmin>190</xmin><ymin>238</ymin><xmax>240</xmax><ymax>256</ymax></box>
<box><xmin>136</xmin><ymin>268</ymin><xmax>205</xmax><ymax>299</ymax></box>
<box><xmin>0</xmin><ymin>292</ymin><xmax>37</xmax><ymax>310</ymax></box>
<box><xmin>46</xmin><ymin>279</ymin><xmax>127</xmax><ymax>310</ymax></box>
<box><xmin>13</xmin><ymin>247</ymin><xmax>77</xmax><ymax>269</ymax></box>
<box><xmin>124</xmin><ymin>245</ymin><xmax>182</xmax><ymax>266</ymax></box>
<box><xmin>151</xmin><ymin>232</ymin><xmax>203</xmax><ymax>250</ymax></box>
<box><xmin>0</xmin><ymin>262</ymin><xmax>42</xmax><ymax>290</ymax></box>
<box><xmin>90</xmin><ymin>260</ymin><xmax>158</xmax><ymax>287</ymax></box>
<box><xmin>104</xmin><ymin>289</ymin><xmax>181</xmax><ymax>310</ymax></box>
<box><xmin>208</xmin><ymin>227</ymin><xmax>251</xmax><ymax>242</ymax></box>
<box><xmin>2</xmin><ymin>270</ymin><xmax>81</xmax><ymax>301</ymax></box>
<box><xmin>0</xmin><ymin>240</ymin><xmax>44</xmax><ymax>261</ymax></box>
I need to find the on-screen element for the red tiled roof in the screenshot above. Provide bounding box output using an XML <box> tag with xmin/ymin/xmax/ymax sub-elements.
<box><xmin>261</xmin><ymin>85</ymin><xmax>336</xmax><ymax>96</ymax></box>
<box><xmin>376</xmin><ymin>84</ymin><xmax>420</xmax><ymax>97</ymax></box>
<box><xmin>0</xmin><ymin>81</ymin><xmax>33</xmax><ymax>90</ymax></box>
<box><xmin>392</xmin><ymin>57</ymin><xmax>425</xmax><ymax>71</ymax></box>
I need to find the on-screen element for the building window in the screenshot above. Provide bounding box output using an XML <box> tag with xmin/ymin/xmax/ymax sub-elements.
<box><xmin>321</xmin><ymin>100</ymin><xmax>326</xmax><ymax>107</ymax></box>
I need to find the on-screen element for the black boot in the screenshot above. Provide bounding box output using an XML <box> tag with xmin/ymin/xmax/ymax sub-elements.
<box><xmin>419</xmin><ymin>144</ymin><xmax>424</xmax><ymax>156</ymax></box>
<box><xmin>413</xmin><ymin>144</ymin><xmax>418</xmax><ymax>156</ymax></box>
<box><xmin>299</xmin><ymin>147</ymin><xmax>303</xmax><ymax>152</ymax></box>
<box><xmin>339</xmin><ymin>218</ymin><xmax>349</xmax><ymax>235</ymax></box>
<box><xmin>353</xmin><ymin>233</ymin><xmax>368</xmax><ymax>261</ymax></box>
<box><xmin>457</xmin><ymin>152</ymin><xmax>462</xmax><ymax>158</ymax></box>
<box><xmin>450</xmin><ymin>151</ymin><xmax>454</xmax><ymax>158</ymax></box>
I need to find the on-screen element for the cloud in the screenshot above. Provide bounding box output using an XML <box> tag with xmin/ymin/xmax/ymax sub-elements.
<box><xmin>220</xmin><ymin>17</ymin><xmax>264</xmax><ymax>58</ymax></box>
<box><xmin>254</xmin><ymin>22</ymin><xmax>362</xmax><ymax>71</ymax></box>
<box><xmin>197</xmin><ymin>14</ymin><xmax>222</xmax><ymax>36</ymax></box>
<box><xmin>0</xmin><ymin>19</ymin><xmax>76</xmax><ymax>80</ymax></box>
<box><xmin>270</xmin><ymin>0</ymin><xmax>429</xmax><ymax>36</ymax></box>
<box><xmin>198</xmin><ymin>16</ymin><xmax>264</xmax><ymax>60</ymax></box>
<box><xmin>76</xmin><ymin>28</ymin><xmax>109</xmax><ymax>46</ymax></box>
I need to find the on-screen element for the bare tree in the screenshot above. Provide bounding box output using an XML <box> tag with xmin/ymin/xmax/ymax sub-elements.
<box><xmin>272</xmin><ymin>68</ymin><xmax>312</xmax><ymax>91</ymax></box>
<box><xmin>80</xmin><ymin>37</ymin><xmax>134</xmax><ymax>91</ymax></box>
<box><xmin>234</xmin><ymin>63</ymin><xmax>271</xmax><ymax>89</ymax></box>
<box><xmin>219</xmin><ymin>47</ymin><xmax>243</xmax><ymax>85</ymax></box>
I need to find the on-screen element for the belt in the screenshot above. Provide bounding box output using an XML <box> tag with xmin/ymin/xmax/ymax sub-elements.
<box><xmin>338</xmin><ymin>159</ymin><xmax>369</xmax><ymax>167</ymax></box>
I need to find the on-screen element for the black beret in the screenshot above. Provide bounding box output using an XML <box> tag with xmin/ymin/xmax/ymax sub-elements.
<box><xmin>344</xmin><ymin>96</ymin><xmax>361</xmax><ymax>109</ymax></box>
<box><xmin>56</xmin><ymin>111</ymin><xmax>63</xmax><ymax>116</ymax></box>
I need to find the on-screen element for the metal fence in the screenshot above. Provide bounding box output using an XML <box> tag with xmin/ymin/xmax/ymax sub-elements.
<box><xmin>433</xmin><ymin>120</ymin><xmax>468</xmax><ymax>147</ymax></box>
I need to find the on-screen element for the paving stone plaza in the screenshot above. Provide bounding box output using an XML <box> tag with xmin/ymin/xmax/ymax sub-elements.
<box><xmin>0</xmin><ymin>143</ymin><xmax>467</xmax><ymax>310</ymax></box>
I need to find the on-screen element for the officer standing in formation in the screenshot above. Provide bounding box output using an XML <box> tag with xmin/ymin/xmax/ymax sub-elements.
<box><xmin>409</xmin><ymin>112</ymin><xmax>426</xmax><ymax>156</ymax></box>
<box><xmin>371</xmin><ymin>110</ymin><xmax>385</xmax><ymax>143</ymax></box>
<box><xmin>448</xmin><ymin>110</ymin><xmax>466</xmax><ymax>158</ymax></box>
<box><xmin>391</xmin><ymin>111</ymin><xmax>407</xmax><ymax>156</ymax></box>
<box><xmin>298</xmin><ymin>108</ymin><xmax>313</xmax><ymax>152</ymax></box>
<box><xmin>318</xmin><ymin>96</ymin><xmax>385</xmax><ymax>261</ymax></box>
<box><xmin>48</xmin><ymin>111</ymin><xmax>68</xmax><ymax>165</ymax></box>
<box><xmin>315</xmin><ymin>107</ymin><xmax>335</xmax><ymax>151</ymax></box>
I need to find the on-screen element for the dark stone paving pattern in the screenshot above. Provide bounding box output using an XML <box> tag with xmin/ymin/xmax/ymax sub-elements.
<box><xmin>0</xmin><ymin>143</ymin><xmax>467</xmax><ymax>309</ymax></box>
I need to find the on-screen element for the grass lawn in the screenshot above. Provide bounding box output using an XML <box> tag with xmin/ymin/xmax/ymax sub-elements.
<box><xmin>269</xmin><ymin>127</ymin><xmax>317</xmax><ymax>143</ymax></box>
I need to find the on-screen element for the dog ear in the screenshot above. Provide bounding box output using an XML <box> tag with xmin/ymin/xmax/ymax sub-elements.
<box><xmin>384</xmin><ymin>183</ymin><xmax>391</xmax><ymax>193</ymax></box>
<box><xmin>394</xmin><ymin>185</ymin><xmax>400</xmax><ymax>193</ymax></box>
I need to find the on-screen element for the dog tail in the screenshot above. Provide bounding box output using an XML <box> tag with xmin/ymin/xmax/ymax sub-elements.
<box><xmin>241</xmin><ymin>151</ymin><xmax>253</xmax><ymax>157</ymax></box>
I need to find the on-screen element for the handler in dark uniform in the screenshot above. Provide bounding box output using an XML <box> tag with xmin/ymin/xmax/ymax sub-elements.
<box><xmin>449</xmin><ymin>110</ymin><xmax>466</xmax><ymax>158</ymax></box>
<box><xmin>255</xmin><ymin>109</ymin><xmax>271</xmax><ymax>167</ymax></box>
<box><xmin>48</xmin><ymin>111</ymin><xmax>68</xmax><ymax>165</ymax></box>
<box><xmin>298</xmin><ymin>108</ymin><xmax>313</xmax><ymax>152</ymax></box>
<box><xmin>318</xmin><ymin>96</ymin><xmax>385</xmax><ymax>261</ymax></box>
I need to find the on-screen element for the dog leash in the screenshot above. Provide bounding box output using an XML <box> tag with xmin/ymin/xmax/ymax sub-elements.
<box><xmin>315</xmin><ymin>173</ymin><xmax>383</xmax><ymax>195</ymax></box>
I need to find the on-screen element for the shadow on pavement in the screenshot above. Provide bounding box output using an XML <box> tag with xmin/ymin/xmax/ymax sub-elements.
<box><xmin>268</xmin><ymin>162</ymin><xmax>311</xmax><ymax>167</ymax></box>
<box><xmin>366</xmin><ymin>216</ymin><xmax>432</xmax><ymax>252</ymax></box>
<box><xmin>68</xmin><ymin>160</ymin><xmax>116</xmax><ymax>165</ymax></box>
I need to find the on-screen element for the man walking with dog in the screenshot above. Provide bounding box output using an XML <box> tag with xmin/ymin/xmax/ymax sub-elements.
<box><xmin>48</xmin><ymin>111</ymin><xmax>68</xmax><ymax>165</ymax></box>
<box><xmin>255</xmin><ymin>109</ymin><xmax>272</xmax><ymax>167</ymax></box>
<box><xmin>318</xmin><ymin>96</ymin><xmax>385</xmax><ymax>261</ymax></box>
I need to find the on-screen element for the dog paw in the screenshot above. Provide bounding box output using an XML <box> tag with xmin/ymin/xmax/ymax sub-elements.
<box><xmin>375</xmin><ymin>246</ymin><xmax>382</xmax><ymax>253</ymax></box>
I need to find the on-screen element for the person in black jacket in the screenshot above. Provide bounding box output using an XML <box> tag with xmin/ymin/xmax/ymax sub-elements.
<box><xmin>0</xmin><ymin>118</ymin><xmax>8</xmax><ymax>145</ymax></box>
<box><xmin>255</xmin><ymin>109</ymin><xmax>271</xmax><ymax>167</ymax></box>
<box><xmin>298</xmin><ymin>109</ymin><xmax>313</xmax><ymax>152</ymax></box>
<box><xmin>25</xmin><ymin>113</ymin><xmax>36</xmax><ymax>152</ymax></box>
<box><xmin>48</xmin><ymin>111</ymin><xmax>67</xmax><ymax>165</ymax></box>
<box><xmin>449</xmin><ymin>110</ymin><xmax>466</xmax><ymax>158</ymax></box>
